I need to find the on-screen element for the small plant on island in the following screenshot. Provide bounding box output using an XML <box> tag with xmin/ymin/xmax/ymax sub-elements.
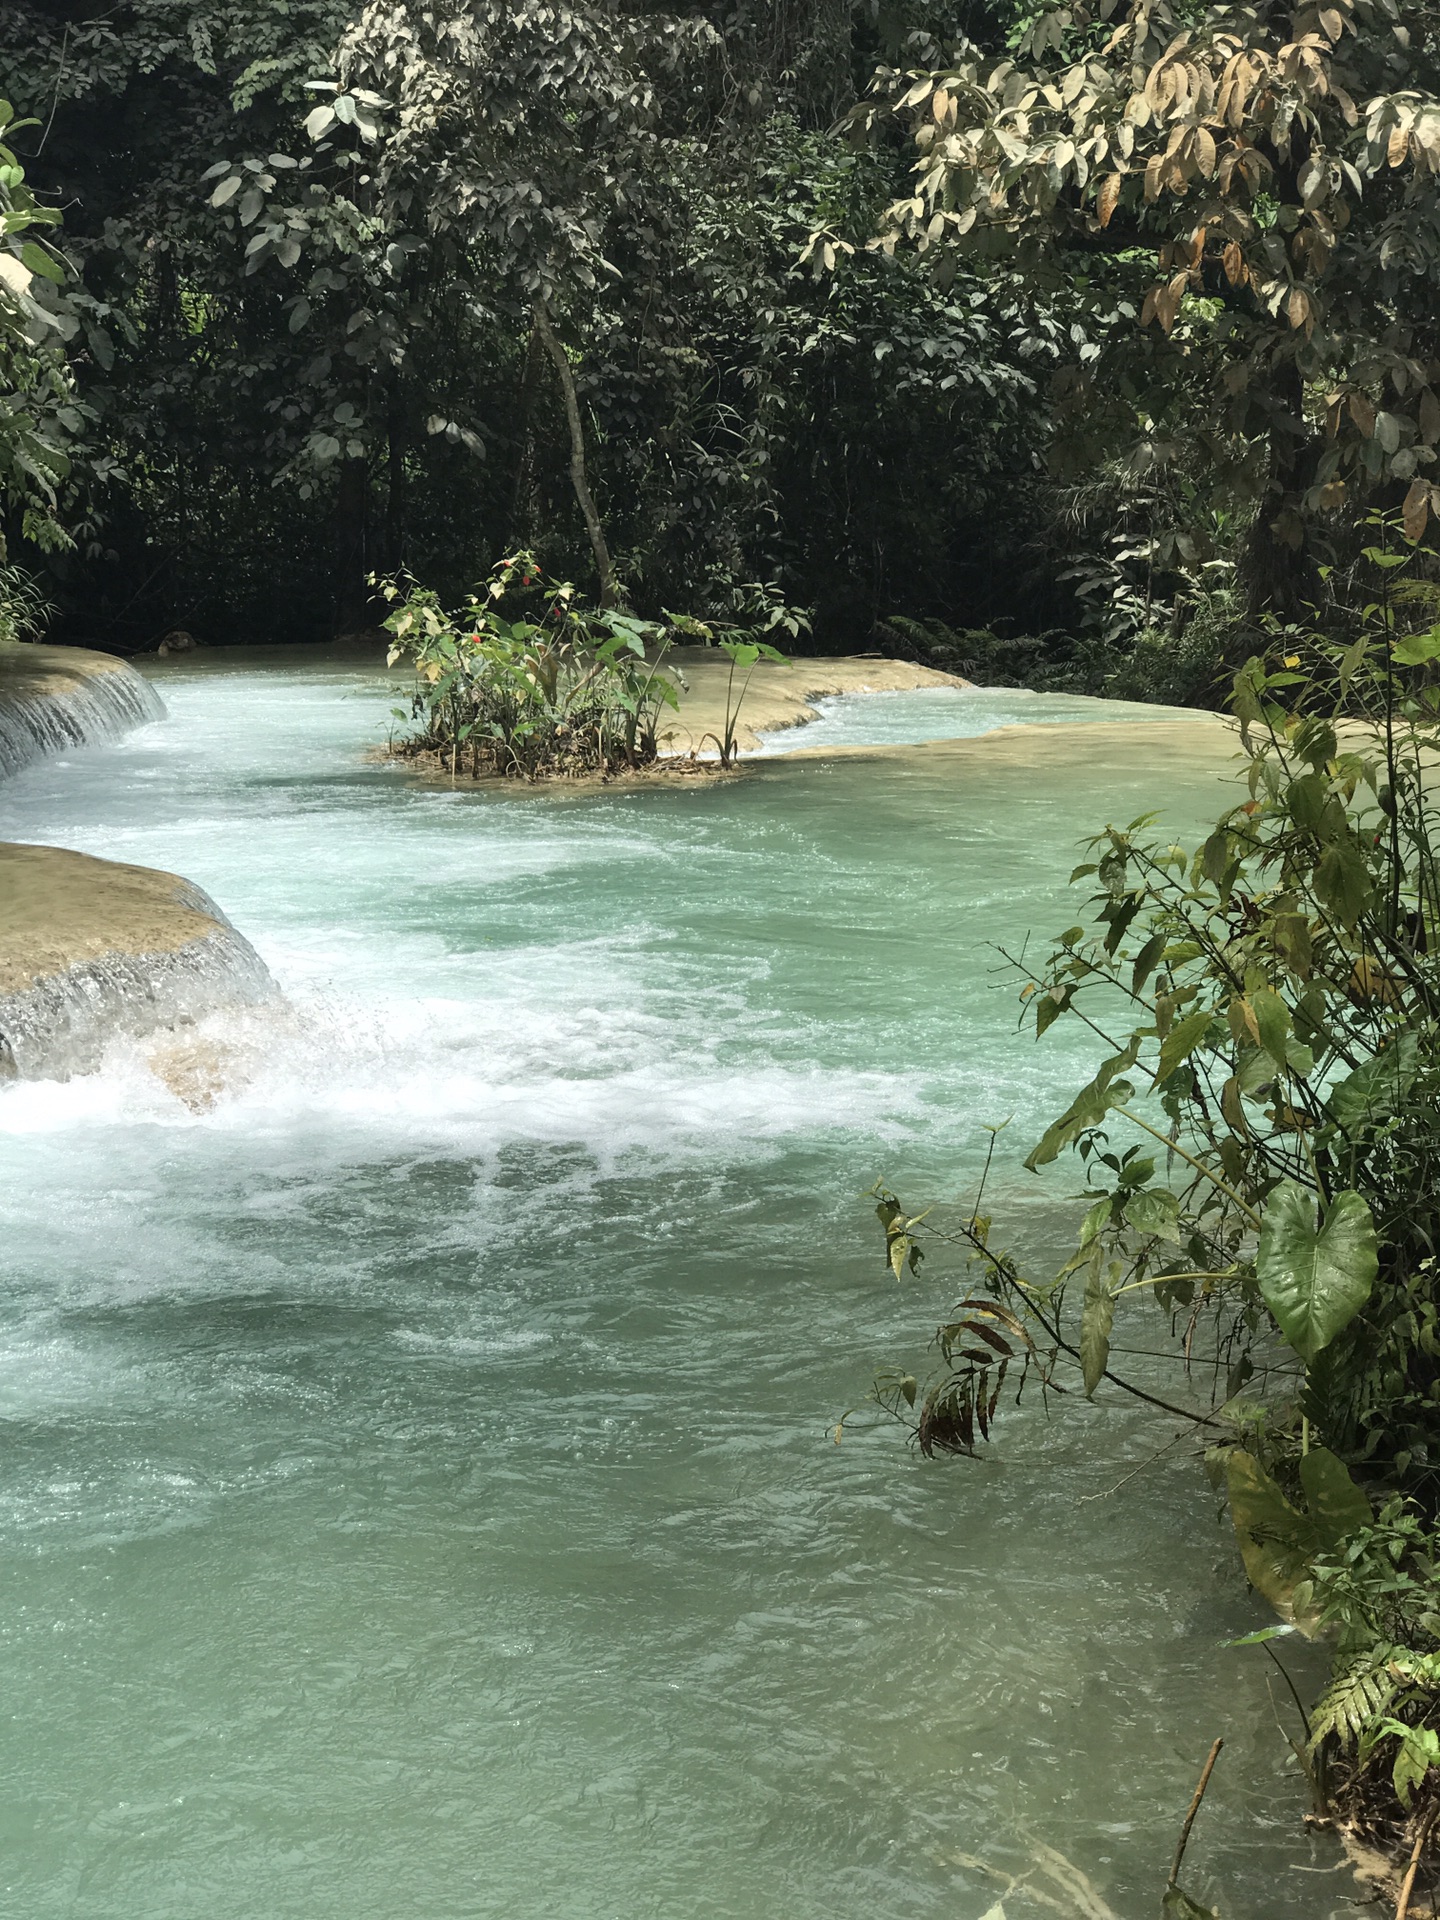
<box><xmin>378</xmin><ymin>555</ymin><xmax>803</xmax><ymax>780</ymax></box>
<box><xmin>377</xmin><ymin>552</ymin><xmax>679</xmax><ymax>780</ymax></box>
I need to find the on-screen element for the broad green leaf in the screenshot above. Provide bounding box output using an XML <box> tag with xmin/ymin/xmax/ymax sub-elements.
<box><xmin>1392</xmin><ymin>630</ymin><xmax>1440</xmax><ymax>666</ymax></box>
<box><xmin>1124</xmin><ymin>1187</ymin><xmax>1180</xmax><ymax>1239</ymax></box>
<box><xmin>1328</xmin><ymin>1031</ymin><xmax>1420</xmax><ymax>1133</ymax></box>
<box><xmin>1226</xmin><ymin>1450</ymin><xmax>1321</xmax><ymax>1626</ymax></box>
<box><xmin>1157</xmin><ymin>1007</ymin><xmax>1214</xmax><ymax>1083</ymax></box>
<box><xmin>18</xmin><ymin>241</ymin><xmax>61</xmax><ymax>282</ymax></box>
<box><xmin>1298</xmin><ymin>1446</ymin><xmax>1371</xmax><ymax>1548</ymax></box>
<box><xmin>1256</xmin><ymin>1184</ymin><xmax>1377</xmax><ymax>1363</ymax></box>
<box><xmin>1080</xmin><ymin>1260</ymin><xmax>1114</xmax><ymax>1397</ymax></box>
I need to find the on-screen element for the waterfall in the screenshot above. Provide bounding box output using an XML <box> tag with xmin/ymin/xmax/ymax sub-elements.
<box><xmin>0</xmin><ymin>650</ymin><xmax>166</xmax><ymax>780</ymax></box>
<box><xmin>0</xmin><ymin>869</ymin><xmax>277</xmax><ymax>1082</ymax></box>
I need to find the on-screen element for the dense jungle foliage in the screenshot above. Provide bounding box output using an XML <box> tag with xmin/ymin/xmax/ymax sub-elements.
<box><xmin>0</xmin><ymin>0</ymin><xmax>1426</xmax><ymax>695</ymax></box>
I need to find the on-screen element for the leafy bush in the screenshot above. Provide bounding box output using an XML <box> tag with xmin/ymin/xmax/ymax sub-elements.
<box><xmin>379</xmin><ymin>554</ymin><xmax>802</xmax><ymax>778</ymax></box>
<box><xmin>379</xmin><ymin>552</ymin><xmax>680</xmax><ymax>779</ymax></box>
<box><xmin>0</xmin><ymin>563</ymin><xmax>52</xmax><ymax>645</ymax></box>
<box><xmin>858</xmin><ymin>518</ymin><xmax>1440</xmax><ymax>1854</ymax></box>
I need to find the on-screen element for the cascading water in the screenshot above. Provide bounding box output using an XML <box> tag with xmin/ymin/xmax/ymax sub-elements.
<box><xmin>0</xmin><ymin>869</ymin><xmax>275</xmax><ymax>1082</ymax></box>
<box><xmin>0</xmin><ymin>656</ymin><xmax>1364</xmax><ymax>1920</ymax></box>
<box><xmin>0</xmin><ymin>653</ymin><xmax>272</xmax><ymax>1078</ymax></box>
<box><xmin>0</xmin><ymin>647</ymin><xmax>166</xmax><ymax>780</ymax></box>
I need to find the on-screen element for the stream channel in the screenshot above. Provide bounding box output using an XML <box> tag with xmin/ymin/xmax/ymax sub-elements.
<box><xmin>0</xmin><ymin>656</ymin><xmax>1365</xmax><ymax>1919</ymax></box>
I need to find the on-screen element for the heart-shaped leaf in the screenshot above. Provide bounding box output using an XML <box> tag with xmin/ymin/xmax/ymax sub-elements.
<box><xmin>1257</xmin><ymin>1183</ymin><xmax>1377</xmax><ymax>1362</ymax></box>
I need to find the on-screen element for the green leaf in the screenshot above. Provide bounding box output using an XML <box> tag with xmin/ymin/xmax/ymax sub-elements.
<box><xmin>1080</xmin><ymin>1260</ymin><xmax>1114</xmax><ymax>1397</ymax></box>
<box><xmin>1024</xmin><ymin>1039</ymin><xmax>1139</xmax><ymax>1170</ymax></box>
<box><xmin>1076</xmin><ymin>1195</ymin><xmax>1111</xmax><ymax>1250</ymax></box>
<box><xmin>1226</xmin><ymin>1623</ymin><xmax>1298</xmax><ymax>1647</ymax></box>
<box><xmin>1162</xmin><ymin>1887</ymin><xmax>1218</xmax><ymax>1920</ymax></box>
<box><xmin>1313</xmin><ymin>841</ymin><xmax>1372</xmax><ymax>927</ymax></box>
<box><xmin>1226</xmin><ymin>1450</ymin><xmax>1321</xmax><ymax>1624</ymax></box>
<box><xmin>18</xmin><ymin>241</ymin><xmax>61</xmax><ymax>282</ymax></box>
<box><xmin>1249</xmin><ymin>986</ymin><xmax>1290</xmax><ymax>1068</ymax></box>
<box><xmin>1328</xmin><ymin>1031</ymin><xmax>1420</xmax><ymax>1133</ymax></box>
<box><xmin>1256</xmin><ymin>1184</ymin><xmax>1378</xmax><ymax>1363</ymax></box>
<box><xmin>1157</xmin><ymin>1007</ymin><xmax>1215</xmax><ymax>1083</ymax></box>
<box><xmin>1034</xmin><ymin>989</ymin><xmax>1067</xmax><ymax>1037</ymax></box>
<box><xmin>1298</xmin><ymin>1446</ymin><xmax>1371</xmax><ymax>1548</ymax></box>
<box><xmin>1392</xmin><ymin>630</ymin><xmax>1440</xmax><ymax>666</ymax></box>
<box><xmin>1124</xmin><ymin>1187</ymin><xmax>1181</xmax><ymax>1239</ymax></box>
<box><xmin>1130</xmin><ymin>929</ymin><xmax>1166</xmax><ymax>993</ymax></box>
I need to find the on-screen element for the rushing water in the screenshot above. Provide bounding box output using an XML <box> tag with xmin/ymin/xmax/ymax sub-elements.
<box><xmin>0</xmin><ymin>654</ymin><xmax>165</xmax><ymax>781</ymax></box>
<box><xmin>0</xmin><ymin>656</ymin><xmax>1363</xmax><ymax>1920</ymax></box>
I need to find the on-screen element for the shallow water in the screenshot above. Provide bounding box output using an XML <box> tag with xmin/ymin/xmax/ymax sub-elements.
<box><xmin>0</xmin><ymin>663</ymin><xmax>1360</xmax><ymax>1919</ymax></box>
<box><xmin>755</xmin><ymin>685</ymin><xmax>1201</xmax><ymax>754</ymax></box>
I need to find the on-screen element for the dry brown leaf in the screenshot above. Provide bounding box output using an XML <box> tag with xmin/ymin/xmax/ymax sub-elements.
<box><xmin>1402</xmin><ymin>479</ymin><xmax>1432</xmax><ymax>544</ymax></box>
<box><xmin>1096</xmin><ymin>171</ymin><xmax>1123</xmax><ymax>227</ymax></box>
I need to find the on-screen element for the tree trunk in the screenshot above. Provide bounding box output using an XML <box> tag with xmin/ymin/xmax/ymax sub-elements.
<box><xmin>531</xmin><ymin>298</ymin><xmax>615</xmax><ymax>607</ymax></box>
<box><xmin>1239</xmin><ymin>350</ymin><xmax>1319</xmax><ymax>625</ymax></box>
<box><xmin>384</xmin><ymin>387</ymin><xmax>406</xmax><ymax>576</ymax></box>
<box><xmin>508</xmin><ymin>321</ymin><xmax>545</xmax><ymax>551</ymax></box>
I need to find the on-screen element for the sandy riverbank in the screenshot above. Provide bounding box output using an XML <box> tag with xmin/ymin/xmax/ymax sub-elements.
<box><xmin>652</xmin><ymin>648</ymin><xmax>968</xmax><ymax>756</ymax></box>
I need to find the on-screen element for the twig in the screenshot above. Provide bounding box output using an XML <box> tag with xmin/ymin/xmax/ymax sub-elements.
<box><xmin>1078</xmin><ymin>1425</ymin><xmax>1189</xmax><ymax>1502</ymax></box>
<box><xmin>1168</xmin><ymin>1737</ymin><xmax>1224</xmax><ymax>1893</ymax></box>
<box><xmin>1396</xmin><ymin>1806</ymin><xmax>1438</xmax><ymax>1920</ymax></box>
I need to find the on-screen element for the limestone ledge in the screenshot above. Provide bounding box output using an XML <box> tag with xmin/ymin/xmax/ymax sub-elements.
<box><xmin>0</xmin><ymin>642</ymin><xmax>164</xmax><ymax>779</ymax></box>
<box><xmin>653</xmin><ymin>648</ymin><xmax>969</xmax><ymax>756</ymax></box>
<box><xmin>0</xmin><ymin>843</ymin><xmax>274</xmax><ymax>1080</ymax></box>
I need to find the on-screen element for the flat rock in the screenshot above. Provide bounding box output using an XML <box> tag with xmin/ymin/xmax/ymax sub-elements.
<box><xmin>0</xmin><ymin>843</ymin><xmax>274</xmax><ymax>1079</ymax></box>
<box><xmin>654</xmin><ymin>649</ymin><xmax>969</xmax><ymax>757</ymax></box>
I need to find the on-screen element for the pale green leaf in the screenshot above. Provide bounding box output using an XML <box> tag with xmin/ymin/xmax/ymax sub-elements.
<box><xmin>1256</xmin><ymin>1184</ymin><xmax>1377</xmax><ymax>1362</ymax></box>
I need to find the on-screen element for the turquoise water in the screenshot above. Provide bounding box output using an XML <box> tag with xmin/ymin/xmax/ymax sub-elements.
<box><xmin>755</xmin><ymin>685</ymin><xmax>1201</xmax><ymax>754</ymax></box>
<box><xmin>0</xmin><ymin>661</ymin><xmax>1360</xmax><ymax>1919</ymax></box>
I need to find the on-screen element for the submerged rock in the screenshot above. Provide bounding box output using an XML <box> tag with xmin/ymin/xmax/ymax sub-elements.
<box><xmin>0</xmin><ymin>844</ymin><xmax>276</xmax><ymax>1081</ymax></box>
<box><xmin>0</xmin><ymin>643</ymin><xmax>165</xmax><ymax>778</ymax></box>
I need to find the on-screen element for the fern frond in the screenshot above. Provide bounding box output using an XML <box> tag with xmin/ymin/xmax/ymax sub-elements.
<box><xmin>1310</xmin><ymin>1659</ymin><xmax>1399</xmax><ymax>1752</ymax></box>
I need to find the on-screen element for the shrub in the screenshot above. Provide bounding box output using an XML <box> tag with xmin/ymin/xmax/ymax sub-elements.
<box><xmin>378</xmin><ymin>552</ymin><xmax>681</xmax><ymax>780</ymax></box>
<box><xmin>856</xmin><ymin>517</ymin><xmax>1440</xmax><ymax>1864</ymax></box>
